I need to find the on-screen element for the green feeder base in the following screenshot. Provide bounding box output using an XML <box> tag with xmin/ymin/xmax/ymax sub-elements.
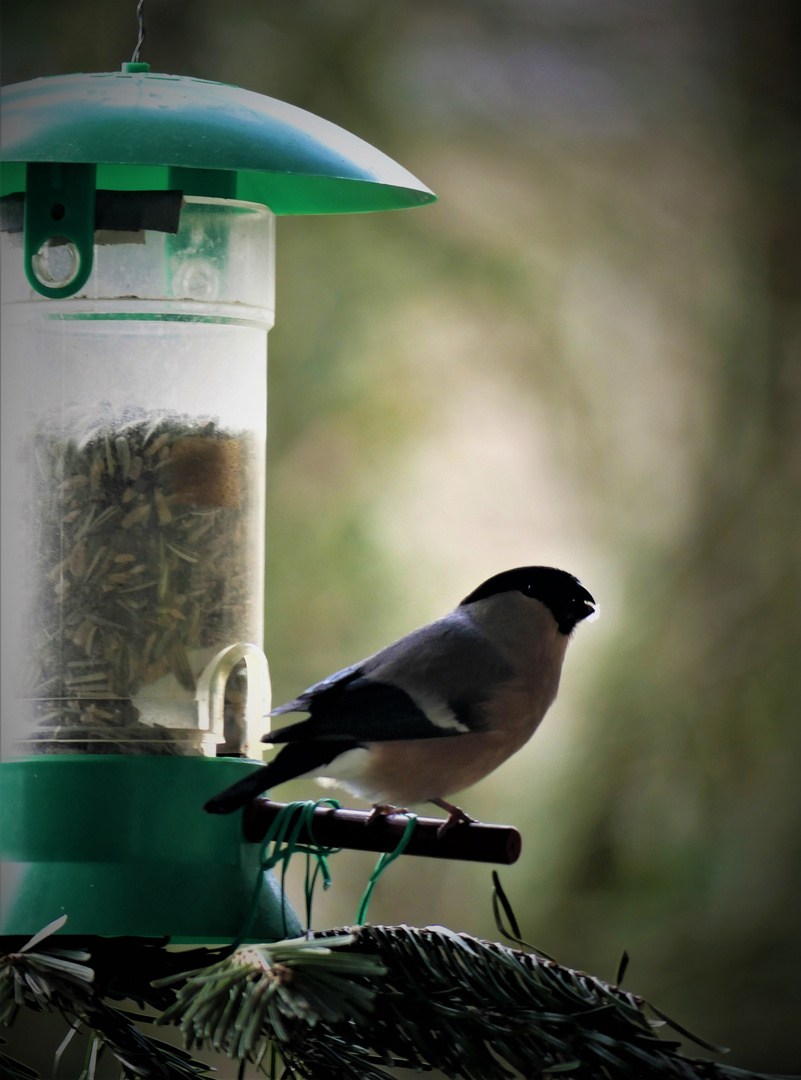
<box><xmin>0</xmin><ymin>755</ymin><xmax>301</xmax><ymax>942</ymax></box>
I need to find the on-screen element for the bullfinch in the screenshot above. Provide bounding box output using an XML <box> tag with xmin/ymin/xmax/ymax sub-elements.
<box><xmin>204</xmin><ymin>566</ymin><xmax>597</xmax><ymax>831</ymax></box>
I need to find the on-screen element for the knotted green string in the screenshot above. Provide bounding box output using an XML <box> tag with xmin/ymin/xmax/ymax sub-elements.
<box><xmin>232</xmin><ymin>798</ymin><xmax>340</xmax><ymax>948</ymax></box>
<box><xmin>232</xmin><ymin>800</ymin><xmax>419</xmax><ymax>945</ymax></box>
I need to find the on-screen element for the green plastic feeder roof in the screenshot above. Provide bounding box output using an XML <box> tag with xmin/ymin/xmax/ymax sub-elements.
<box><xmin>0</xmin><ymin>66</ymin><xmax>437</xmax><ymax>214</ymax></box>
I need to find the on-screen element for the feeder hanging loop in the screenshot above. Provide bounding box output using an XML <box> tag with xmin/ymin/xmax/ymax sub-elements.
<box><xmin>131</xmin><ymin>0</ymin><xmax>146</xmax><ymax>64</ymax></box>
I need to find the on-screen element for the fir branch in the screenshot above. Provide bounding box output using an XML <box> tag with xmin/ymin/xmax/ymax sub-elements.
<box><xmin>0</xmin><ymin>925</ymin><xmax>216</xmax><ymax>1080</ymax></box>
<box><xmin>300</xmin><ymin>926</ymin><xmax>796</xmax><ymax>1080</ymax></box>
<box><xmin>3</xmin><ymin>924</ymin><xmax>796</xmax><ymax>1080</ymax></box>
<box><xmin>153</xmin><ymin>934</ymin><xmax>387</xmax><ymax>1065</ymax></box>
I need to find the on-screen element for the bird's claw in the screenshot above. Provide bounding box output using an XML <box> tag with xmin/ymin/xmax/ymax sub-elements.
<box><xmin>431</xmin><ymin>799</ymin><xmax>476</xmax><ymax>838</ymax></box>
<box><xmin>366</xmin><ymin>803</ymin><xmax>409</xmax><ymax>824</ymax></box>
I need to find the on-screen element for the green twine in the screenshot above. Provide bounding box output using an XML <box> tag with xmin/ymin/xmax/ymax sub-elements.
<box><xmin>233</xmin><ymin>800</ymin><xmax>420</xmax><ymax>946</ymax></box>
<box><xmin>355</xmin><ymin>813</ymin><xmax>418</xmax><ymax>926</ymax></box>
<box><xmin>233</xmin><ymin>799</ymin><xmax>341</xmax><ymax>948</ymax></box>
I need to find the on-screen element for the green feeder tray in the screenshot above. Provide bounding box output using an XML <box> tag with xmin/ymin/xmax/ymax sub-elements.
<box><xmin>0</xmin><ymin>756</ymin><xmax>301</xmax><ymax>942</ymax></box>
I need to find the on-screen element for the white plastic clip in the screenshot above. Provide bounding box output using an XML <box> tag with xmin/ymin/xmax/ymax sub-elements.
<box><xmin>195</xmin><ymin>642</ymin><xmax>271</xmax><ymax>757</ymax></box>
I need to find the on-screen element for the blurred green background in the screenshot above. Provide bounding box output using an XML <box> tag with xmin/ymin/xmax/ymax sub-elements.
<box><xmin>3</xmin><ymin>0</ymin><xmax>801</xmax><ymax>1074</ymax></box>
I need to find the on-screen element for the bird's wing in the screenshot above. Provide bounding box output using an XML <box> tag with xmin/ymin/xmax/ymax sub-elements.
<box><xmin>264</xmin><ymin>610</ymin><xmax>515</xmax><ymax>745</ymax></box>
<box><xmin>203</xmin><ymin>739</ymin><xmax>360</xmax><ymax>813</ymax></box>
<box><xmin>270</xmin><ymin>660</ymin><xmax>364</xmax><ymax>716</ymax></box>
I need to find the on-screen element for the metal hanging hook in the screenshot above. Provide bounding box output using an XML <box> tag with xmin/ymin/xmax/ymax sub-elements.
<box><xmin>131</xmin><ymin>0</ymin><xmax>146</xmax><ymax>63</ymax></box>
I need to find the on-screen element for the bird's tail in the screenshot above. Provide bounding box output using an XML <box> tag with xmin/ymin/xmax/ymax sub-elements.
<box><xmin>203</xmin><ymin>739</ymin><xmax>359</xmax><ymax>814</ymax></box>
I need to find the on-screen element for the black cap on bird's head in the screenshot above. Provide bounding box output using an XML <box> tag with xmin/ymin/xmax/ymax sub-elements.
<box><xmin>460</xmin><ymin>566</ymin><xmax>597</xmax><ymax>635</ymax></box>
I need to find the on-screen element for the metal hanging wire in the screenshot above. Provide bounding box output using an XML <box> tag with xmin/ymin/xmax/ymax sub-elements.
<box><xmin>131</xmin><ymin>0</ymin><xmax>146</xmax><ymax>63</ymax></box>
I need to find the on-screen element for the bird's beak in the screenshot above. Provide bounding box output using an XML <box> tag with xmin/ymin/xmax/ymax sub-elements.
<box><xmin>577</xmin><ymin>587</ymin><xmax>599</xmax><ymax>625</ymax></box>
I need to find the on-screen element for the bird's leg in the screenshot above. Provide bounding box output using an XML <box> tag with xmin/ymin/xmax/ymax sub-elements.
<box><xmin>366</xmin><ymin>803</ymin><xmax>409</xmax><ymax>824</ymax></box>
<box><xmin>430</xmin><ymin>798</ymin><xmax>476</xmax><ymax>837</ymax></box>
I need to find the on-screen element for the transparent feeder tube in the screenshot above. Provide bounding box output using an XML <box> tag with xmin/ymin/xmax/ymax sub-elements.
<box><xmin>0</xmin><ymin>197</ymin><xmax>274</xmax><ymax>758</ymax></box>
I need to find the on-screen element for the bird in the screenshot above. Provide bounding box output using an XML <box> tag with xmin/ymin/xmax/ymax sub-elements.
<box><xmin>204</xmin><ymin>566</ymin><xmax>597</xmax><ymax>832</ymax></box>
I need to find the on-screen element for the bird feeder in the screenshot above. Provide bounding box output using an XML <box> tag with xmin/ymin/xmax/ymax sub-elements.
<box><xmin>0</xmin><ymin>64</ymin><xmax>436</xmax><ymax>940</ymax></box>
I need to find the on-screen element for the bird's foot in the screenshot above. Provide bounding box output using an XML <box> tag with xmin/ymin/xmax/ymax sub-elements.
<box><xmin>430</xmin><ymin>798</ymin><xmax>476</xmax><ymax>838</ymax></box>
<box><xmin>366</xmin><ymin>803</ymin><xmax>409</xmax><ymax>824</ymax></box>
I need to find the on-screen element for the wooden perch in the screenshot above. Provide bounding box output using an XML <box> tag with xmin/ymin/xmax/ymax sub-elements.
<box><xmin>242</xmin><ymin>799</ymin><xmax>522</xmax><ymax>865</ymax></box>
